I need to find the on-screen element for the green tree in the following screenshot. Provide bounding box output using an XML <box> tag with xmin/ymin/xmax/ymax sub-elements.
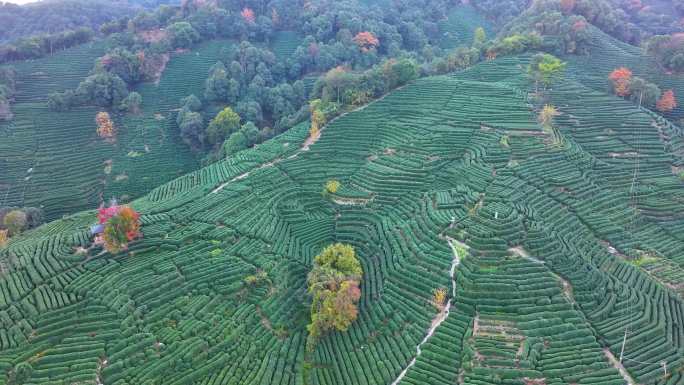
<box><xmin>307</xmin><ymin>243</ymin><xmax>363</xmax><ymax>352</ymax></box>
<box><xmin>177</xmin><ymin>94</ymin><xmax>204</xmax><ymax>149</ymax></box>
<box><xmin>207</xmin><ymin>107</ymin><xmax>241</xmax><ymax>145</ymax></box>
<box><xmin>74</xmin><ymin>72</ymin><xmax>129</xmax><ymax>107</ymax></box>
<box><xmin>4</xmin><ymin>210</ymin><xmax>27</xmax><ymax>236</ymax></box>
<box><xmin>628</xmin><ymin>77</ymin><xmax>661</xmax><ymax>108</ymax></box>
<box><xmin>98</xmin><ymin>48</ymin><xmax>143</xmax><ymax>84</ymax></box>
<box><xmin>382</xmin><ymin>58</ymin><xmax>419</xmax><ymax>89</ymax></box>
<box><xmin>168</xmin><ymin>22</ymin><xmax>200</xmax><ymax>49</ymax></box>
<box><xmin>120</xmin><ymin>92</ymin><xmax>142</xmax><ymax>114</ymax></box>
<box><xmin>221</xmin><ymin>131</ymin><xmax>247</xmax><ymax>157</ymax></box>
<box><xmin>473</xmin><ymin>27</ymin><xmax>487</xmax><ymax>48</ymax></box>
<box><xmin>529</xmin><ymin>53</ymin><xmax>566</xmax><ymax>91</ymax></box>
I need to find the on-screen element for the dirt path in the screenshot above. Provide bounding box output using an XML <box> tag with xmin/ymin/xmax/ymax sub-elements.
<box><xmin>509</xmin><ymin>247</ymin><xmax>576</xmax><ymax>305</ymax></box>
<box><xmin>509</xmin><ymin>246</ymin><xmax>543</xmax><ymax>264</ymax></box>
<box><xmin>604</xmin><ymin>348</ymin><xmax>637</xmax><ymax>385</ymax></box>
<box><xmin>390</xmin><ymin>238</ymin><xmax>467</xmax><ymax>385</ymax></box>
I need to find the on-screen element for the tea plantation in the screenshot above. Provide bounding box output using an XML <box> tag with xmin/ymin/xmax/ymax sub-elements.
<box><xmin>564</xmin><ymin>26</ymin><xmax>684</xmax><ymax>122</ymax></box>
<box><xmin>0</xmin><ymin>42</ymin><xmax>682</xmax><ymax>384</ymax></box>
<box><xmin>0</xmin><ymin>39</ymin><xmax>235</xmax><ymax>221</ymax></box>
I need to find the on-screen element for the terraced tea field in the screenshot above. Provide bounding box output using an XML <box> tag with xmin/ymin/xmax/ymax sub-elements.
<box><xmin>0</xmin><ymin>50</ymin><xmax>682</xmax><ymax>385</ymax></box>
<box><xmin>564</xmin><ymin>26</ymin><xmax>684</xmax><ymax>122</ymax></box>
<box><xmin>270</xmin><ymin>31</ymin><xmax>303</xmax><ymax>60</ymax></box>
<box><xmin>0</xmin><ymin>39</ymin><xmax>234</xmax><ymax>220</ymax></box>
<box><xmin>438</xmin><ymin>6</ymin><xmax>494</xmax><ymax>50</ymax></box>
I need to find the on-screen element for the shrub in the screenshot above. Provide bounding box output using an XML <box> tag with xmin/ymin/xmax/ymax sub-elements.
<box><xmin>244</xmin><ymin>270</ymin><xmax>269</xmax><ymax>286</ymax></box>
<box><xmin>120</xmin><ymin>92</ymin><xmax>142</xmax><ymax>114</ymax></box>
<box><xmin>325</xmin><ymin>180</ymin><xmax>340</xmax><ymax>194</ymax></box>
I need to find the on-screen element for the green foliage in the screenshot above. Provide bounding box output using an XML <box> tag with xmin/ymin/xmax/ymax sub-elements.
<box><xmin>500</xmin><ymin>135</ymin><xmax>510</xmax><ymax>148</ymax></box>
<box><xmin>489</xmin><ymin>33</ymin><xmax>543</xmax><ymax>57</ymax></box>
<box><xmin>98</xmin><ymin>48</ymin><xmax>144</xmax><ymax>84</ymax></box>
<box><xmin>473</xmin><ymin>27</ymin><xmax>487</xmax><ymax>48</ymax></box>
<box><xmin>120</xmin><ymin>91</ymin><xmax>143</xmax><ymax>113</ymax></box>
<box><xmin>628</xmin><ymin>77</ymin><xmax>661</xmax><ymax>108</ymax></box>
<box><xmin>0</xmin><ymin>207</ymin><xmax>44</xmax><ymax>234</ymax></box>
<box><xmin>221</xmin><ymin>122</ymin><xmax>259</xmax><ymax>158</ymax></box>
<box><xmin>3</xmin><ymin>210</ymin><xmax>27</xmax><ymax>236</ymax></box>
<box><xmin>48</xmin><ymin>71</ymin><xmax>129</xmax><ymax>110</ymax></box>
<box><xmin>529</xmin><ymin>53</ymin><xmax>566</xmax><ymax>89</ymax></box>
<box><xmin>382</xmin><ymin>58</ymin><xmax>419</xmax><ymax>89</ymax></box>
<box><xmin>0</xmin><ymin>27</ymin><xmax>94</xmax><ymax>64</ymax></box>
<box><xmin>204</xmin><ymin>62</ymin><xmax>234</xmax><ymax>103</ymax></box>
<box><xmin>178</xmin><ymin>94</ymin><xmax>205</xmax><ymax>149</ymax></box>
<box><xmin>325</xmin><ymin>180</ymin><xmax>341</xmax><ymax>194</ymax></box>
<box><xmin>307</xmin><ymin>243</ymin><xmax>363</xmax><ymax>352</ymax></box>
<box><xmin>168</xmin><ymin>22</ymin><xmax>201</xmax><ymax>49</ymax></box>
<box><xmin>244</xmin><ymin>270</ymin><xmax>269</xmax><ymax>286</ymax></box>
<box><xmin>207</xmin><ymin>107</ymin><xmax>241</xmax><ymax>146</ymax></box>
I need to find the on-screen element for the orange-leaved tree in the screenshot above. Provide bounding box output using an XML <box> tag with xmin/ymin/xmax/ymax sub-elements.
<box><xmin>241</xmin><ymin>7</ymin><xmax>255</xmax><ymax>24</ymax></box>
<box><xmin>96</xmin><ymin>111</ymin><xmax>116</xmax><ymax>140</ymax></box>
<box><xmin>656</xmin><ymin>90</ymin><xmax>677</xmax><ymax>112</ymax></box>
<box><xmin>0</xmin><ymin>229</ymin><xmax>8</xmax><ymax>247</ymax></box>
<box><xmin>353</xmin><ymin>31</ymin><xmax>379</xmax><ymax>52</ymax></box>
<box><xmin>101</xmin><ymin>206</ymin><xmax>141</xmax><ymax>254</ymax></box>
<box><xmin>609</xmin><ymin>67</ymin><xmax>633</xmax><ymax>97</ymax></box>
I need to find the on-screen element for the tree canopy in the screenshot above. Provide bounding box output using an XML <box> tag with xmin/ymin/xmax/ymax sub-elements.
<box><xmin>529</xmin><ymin>53</ymin><xmax>566</xmax><ymax>90</ymax></box>
<box><xmin>307</xmin><ymin>243</ymin><xmax>363</xmax><ymax>352</ymax></box>
<box><xmin>207</xmin><ymin>107</ymin><xmax>241</xmax><ymax>146</ymax></box>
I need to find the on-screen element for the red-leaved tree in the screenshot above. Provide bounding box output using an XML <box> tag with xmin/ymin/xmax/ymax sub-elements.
<box><xmin>656</xmin><ymin>90</ymin><xmax>677</xmax><ymax>112</ymax></box>
<box><xmin>241</xmin><ymin>7</ymin><xmax>256</xmax><ymax>24</ymax></box>
<box><xmin>609</xmin><ymin>67</ymin><xmax>633</xmax><ymax>97</ymax></box>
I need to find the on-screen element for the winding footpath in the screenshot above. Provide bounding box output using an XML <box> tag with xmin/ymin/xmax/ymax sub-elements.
<box><xmin>390</xmin><ymin>237</ymin><xmax>467</xmax><ymax>385</ymax></box>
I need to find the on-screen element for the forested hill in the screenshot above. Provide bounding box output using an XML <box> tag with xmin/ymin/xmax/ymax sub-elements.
<box><xmin>0</xmin><ymin>0</ymin><xmax>495</xmax><ymax>221</ymax></box>
<box><xmin>0</xmin><ymin>1</ymin><xmax>177</xmax><ymax>44</ymax></box>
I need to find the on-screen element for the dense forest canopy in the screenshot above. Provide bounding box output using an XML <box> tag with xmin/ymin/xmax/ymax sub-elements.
<box><xmin>0</xmin><ymin>0</ymin><xmax>178</xmax><ymax>44</ymax></box>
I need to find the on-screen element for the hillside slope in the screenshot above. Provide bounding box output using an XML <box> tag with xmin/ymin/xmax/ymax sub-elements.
<box><xmin>0</xmin><ymin>40</ymin><xmax>239</xmax><ymax>220</ymax></box>
<box><xmin>0</xmin><ymin>55</ymin><xmax>682</xmax><ymax>384</ymax></box>
<box><xmin>564</xmin><ymin>26</ymin><xmax>684</xmax><ymax>122</ymax></box>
